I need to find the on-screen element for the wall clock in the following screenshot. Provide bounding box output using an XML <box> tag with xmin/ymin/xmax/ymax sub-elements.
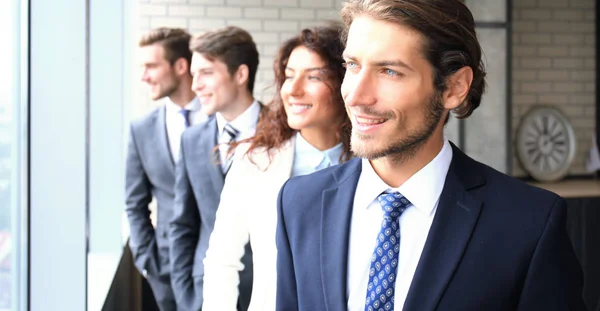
<box><xmin>515</xmin><ymin>106</ymin><xmax>576</xmax><ymax>182</ymax></box>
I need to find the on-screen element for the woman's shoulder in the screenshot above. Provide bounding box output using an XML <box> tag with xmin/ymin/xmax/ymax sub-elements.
<box><xmin>233</xmin><ymin>138</ymin><xmax>295</xmax><ymax>171</ymax></box>
<box><xmin>232</xmin><ymin>141</ymin><xmax>252</xmax><ymax>160</ymax></box>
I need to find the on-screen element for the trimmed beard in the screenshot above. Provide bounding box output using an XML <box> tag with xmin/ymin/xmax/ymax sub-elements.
<box><xmin>153</xmin><ymin>70</ymin><xmax>180</xmax><ymax>100</ymax></box>
<box><xmin>350</xmin><ymin>91</ymin><xmax>445</xmax><ymax>164</ymax></box>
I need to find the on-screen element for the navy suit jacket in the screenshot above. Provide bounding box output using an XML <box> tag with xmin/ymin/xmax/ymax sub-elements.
<box><xmin>276</xmin><ymin>143</ymin><xmax>586</xmax><ymax>311</ymax></box>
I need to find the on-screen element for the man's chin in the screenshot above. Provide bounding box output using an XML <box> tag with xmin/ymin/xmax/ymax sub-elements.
<box><xmin>350</xmin><ymin>141</ymin><xmax>383</xmax><ymax>160</ymax></box>
<box><xmin>201</xmin><ymin>104</ymin><xmax>216</xmax><ymax>116</ymax></box>
<box><xmin>351</xmin><ymin>139</ymin><xmax>407</xmax><ymax>160</ymax></box>
<box><xmin>150</xmin><ymin>91</ymin><xmax>166</xmax><ymax>101</ymax></box>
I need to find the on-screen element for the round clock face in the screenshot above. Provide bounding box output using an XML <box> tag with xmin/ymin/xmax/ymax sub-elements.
<box><xmin>516</xmin><ymin>107</ymin><xmax>576</xmax><ymax>182</ymax></box>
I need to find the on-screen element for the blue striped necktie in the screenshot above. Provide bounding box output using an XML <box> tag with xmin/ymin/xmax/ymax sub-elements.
<box><xmin>220</xmin><ymin>123</ymin><xmax>239</xmax><ymax>174</ymax></box>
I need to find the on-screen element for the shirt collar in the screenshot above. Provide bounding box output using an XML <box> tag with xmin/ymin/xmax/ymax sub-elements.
<box><xmin>215</xmin><ymin>100</ymin><xmax>260</xmax><ymax>138</ymax></box>
<box><xmin>358</xmin><ymin>139</ymin><xmax>453</xmax><ymax>215</ymax></box>
<box><xmin>165</xmin><ymin>96</ymin><xmax>201</xmax><ymax>114</ymax></box>
<box><xmin>294</xmin><ymin>131</ymin><xmax>345</xmax><ymax>169</ymax></box>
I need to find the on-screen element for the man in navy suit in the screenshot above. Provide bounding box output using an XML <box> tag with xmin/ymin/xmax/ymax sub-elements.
<box><xmin>275</xmin><ymin>1</ymin><xmax>586</xmax><ymax>310</ymax></box>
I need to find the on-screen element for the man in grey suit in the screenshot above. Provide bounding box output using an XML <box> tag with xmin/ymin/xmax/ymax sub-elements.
<box><xmin>169</xmin><ymin>26</ymin><xmax>261</xmax><ymax>311</ymax></box>
<box><xmin>125</xmin><ymin>27</ymin><xmax>205</xmax><ymax>311</ymax></box>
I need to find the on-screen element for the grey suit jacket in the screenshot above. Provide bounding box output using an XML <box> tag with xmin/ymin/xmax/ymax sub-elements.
<box><xmin>125</xmin><ymin>105</ymin><xmax>175</xmax><ymax>280</ymax></box>
<box><xmin>169</xmin><ymin>115</ymin><xmax>253</xmax><ymax>311</ymax></box>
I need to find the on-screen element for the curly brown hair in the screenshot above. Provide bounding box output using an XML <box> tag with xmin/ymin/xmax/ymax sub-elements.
<box><xmin>244</xmin><ymin>21</ymin><xmax>352</xmax><ymax>164</ymax></box>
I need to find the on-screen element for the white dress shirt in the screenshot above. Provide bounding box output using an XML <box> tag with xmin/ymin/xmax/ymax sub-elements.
<box><xmin>165</xmin><ymin>97</ymin><xmax>205</xmax><ymax>160</ymax></box>
<box><xmin>215</xmin><ymin>100</ymin><xmax>261</xmax><ymax>168</ymax></box>
<box><xmin>347</xmin><ymin>140</ymin><xmax>453</xmax><ymax>311</ymax></box>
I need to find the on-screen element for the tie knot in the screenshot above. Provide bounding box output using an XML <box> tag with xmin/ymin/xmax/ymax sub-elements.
<box><xmin>223</xmin><ymin>123</ymin><xmax>239</xmax><ymax>141</ymax></box>
<box><xmin>377</xmin><ymin>191</ymin><xmax>410</xmax><ymax>220</ymax></box>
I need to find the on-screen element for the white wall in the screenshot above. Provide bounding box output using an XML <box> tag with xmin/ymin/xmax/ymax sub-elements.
<box><xmin>134</xmin><ymin>0</ymin><xmax>345</xmax><ymax>117</ymax></box>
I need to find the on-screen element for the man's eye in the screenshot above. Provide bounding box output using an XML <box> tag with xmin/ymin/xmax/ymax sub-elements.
<box><xmin>383</xmin><ymin>68</ymin><xmax>401</xmax><ymax>77</ymax></box>
<box><xmin>342</xmin><ymin>61</ymin><xmax>358</xmax><ymax>69</ymax></box>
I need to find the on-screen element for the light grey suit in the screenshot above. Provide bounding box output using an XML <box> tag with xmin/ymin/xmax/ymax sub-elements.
<box><xmin>125</xmin><ymin>105</ymin><xmax>178</xmax><ymax>311</ymax></box>
<box><xmin>169</xmin><ymin>114</ymin><xmax>254</xmax><ymax>311</ymax></box>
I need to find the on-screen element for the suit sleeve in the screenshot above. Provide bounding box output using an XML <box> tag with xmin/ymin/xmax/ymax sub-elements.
<box><xmin>517</xmin><ymin>196</ymin><xmax>587</xmax><ymax>310</ymax></box>
<box><xmin>276</xmin><ymin>180</ymin><xmax>299</xmax><ymax>311</ymax></box>
<box><xmin>169</xmin><ymin>134</ymin><xmax>201</xmax><ymax>308</ymax></box>
<box><xmin>124</xmin><ymin>124</ymin><xmax>158</xmax><ymax>276</ymax></box>
<box><xmin>202</xmin><ymin>160</ymin><xmax>251</xmax><ymax>311</ymax></box>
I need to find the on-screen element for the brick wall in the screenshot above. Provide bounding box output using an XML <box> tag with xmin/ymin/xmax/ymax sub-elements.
<box><xmin>512</xmin><ymin>0</ymin><xmax>596</xmax><ymax>176</ymax></box>
<box><xmin>134</xmin><ymin>0</ymin><xmax>597</xmax><ymax>178</ymax></box>
<box><xmin>134</xmin><ymin>0</ymin><xmax>344</xmax><ymax>118</ymax></box>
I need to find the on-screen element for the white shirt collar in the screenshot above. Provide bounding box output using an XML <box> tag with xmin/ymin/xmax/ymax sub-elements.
<box><xmin>358</xmin><ymin>140</ymin><xmax>453</xmax><ymax>215</ymax></box>
<box><xmin>215</xmin><ymin>100</ymin><xmax>261</xmax><ymax>139</ymax></box>
<box><xmin>165</xmin><ymin>96</ymin><xmax>201</xmax><ymax>114</ymax></box>
<box><xmin>294</xmin><ymin>131</ymin><xmax>345</xmax><ymax>169</ymax></box>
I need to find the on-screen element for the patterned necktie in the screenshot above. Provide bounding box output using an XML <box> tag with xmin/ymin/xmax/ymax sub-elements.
<box><xmin>179</xmin><ymin>109</ymin><xmax>191</xmax><ymax>128</ymax></box>
<box><xmin>365</xmin><ymin>191</ymin><xmax>411</xmax><ymax>311</ymax></box>
<box><xmin>219</xmin><ymin>123</ymin><xmax>239</xmax><ymax>174</ymax></box>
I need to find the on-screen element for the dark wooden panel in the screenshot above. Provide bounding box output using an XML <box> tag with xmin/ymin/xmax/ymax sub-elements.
<box><xmin>566</xmin><ymin>197</ymin><xmax>600</xmax><ymax>311</ymax></box>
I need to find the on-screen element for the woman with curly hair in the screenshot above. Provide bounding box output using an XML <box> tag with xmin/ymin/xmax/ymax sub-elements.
<box><xmin>201</xmin><ymin>22</ymin><xmax>351</xmax><ymax>311</ymax></box>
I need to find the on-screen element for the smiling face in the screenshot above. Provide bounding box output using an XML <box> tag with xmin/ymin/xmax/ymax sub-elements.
<box><xmin>341</xmin><ymin>16</ymin><xmax>445</xmax><ymax>160</ymax></box>
<box><xmin>139</xmin><ymin>44</ymin><xmax>180</xmax><ymax>100</ymax></box>
<box><xmin>190</xmin><ymin>52</ymin><xmax>240</xmax><ymax>117</ymax></box>
<box><xmin>281</xmin><ymin>45</ymin><xmax>344</xmax><ymax>132</ymax></box>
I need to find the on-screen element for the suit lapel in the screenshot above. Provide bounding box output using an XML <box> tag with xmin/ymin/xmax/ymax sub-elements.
<box><xmin>155</xmin><ymin>105</ymin><xmax>175</xmax><ymax>172</ymax></box>
<box><xmin>402</xmin><ymin>144</ymin><xmax>485</xmax><ymax>311</ymax></box>
<box><xmin>321</xmin><ymin>158</ymin><xmax>362</xmax><ymax>311</ymax></box>
<box><xmin>200</xmin><ymin>117</ymin><xmax>225</xmax><ymax>193</ymax></box>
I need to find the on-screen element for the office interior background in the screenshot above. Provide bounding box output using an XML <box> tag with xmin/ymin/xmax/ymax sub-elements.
<box><xmin>1</xmin><ymin>0</ymin><xmax>599</xmax><ymax>310</ymax></box>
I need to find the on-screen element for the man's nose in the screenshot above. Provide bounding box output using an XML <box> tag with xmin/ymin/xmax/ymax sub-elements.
<box><xmin>344</xmin><ymin>71</ymin><xmax>376</xmax><ymax>108</ymax></box>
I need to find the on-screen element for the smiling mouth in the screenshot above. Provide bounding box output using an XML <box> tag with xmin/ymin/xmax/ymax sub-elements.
<box><xmin>289</xmin><ymin>103</ymin><xmax>313</xmax><ymax>113</ymax></box>
<box><xmin>354</xmin><ymin>116</ymin><xmax>387</xmax><ymax>126</ymax></box>
<box><xmin>198</xmin><ymin>94</ymin><xmax>211</xmax><ymax>101</ymax></box>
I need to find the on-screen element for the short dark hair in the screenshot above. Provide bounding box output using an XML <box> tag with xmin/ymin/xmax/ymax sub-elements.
<box><xmin>139</xmin><ymin>27</ymin><xmax>192</xmax><ymax>69</ymax></box>
<box><xmin>341</xmin><ymin>0</ymin><xmax>486</xmax><ymax>119</ymax></box>
<box><xmin>189</xmin><ymin>26</ymin><xmax>260</xmax><ymax>93</ymax></box>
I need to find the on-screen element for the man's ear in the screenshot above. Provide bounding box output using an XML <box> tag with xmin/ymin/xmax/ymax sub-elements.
<box><xmin>173</xmin><ymin>57</ymin><xmax>190</xmax><ymax>76</ymax></box>
<box><xmin>234</xmin><ymin>64</ymin><xmax>249</xmax><ymax>87</ymax></box>
<box><xmin>442</xmin><ymin>66</ymin><xmax>473</xmax><ymax>110</ymax></box>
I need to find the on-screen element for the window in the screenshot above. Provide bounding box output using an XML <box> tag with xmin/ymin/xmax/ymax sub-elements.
<box><xmin>0</xmin><ymin>0</ymin><xmax>28</xmax><ymax>310</ymax></box>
